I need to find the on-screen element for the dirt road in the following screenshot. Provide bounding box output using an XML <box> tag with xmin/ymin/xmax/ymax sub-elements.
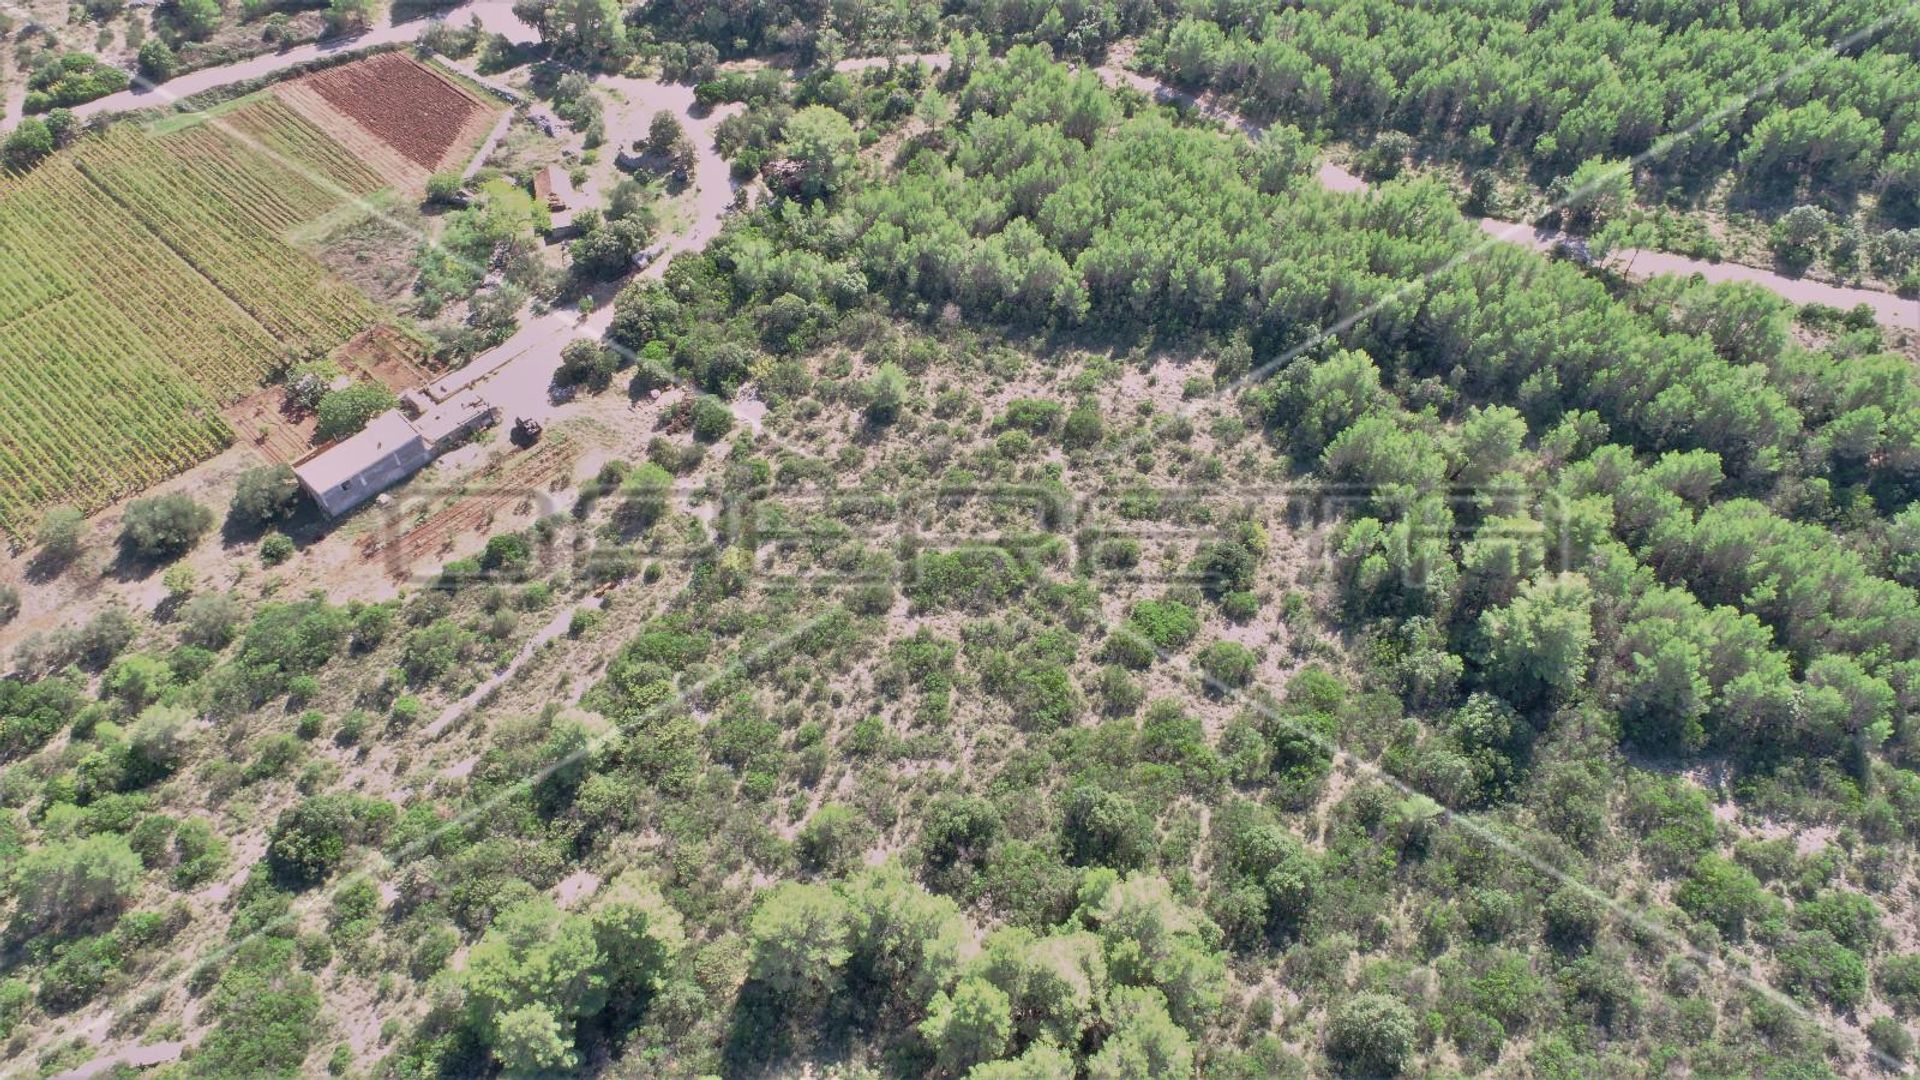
<box><xmin>596</xmin><ymin>75</ymin><xmax>744</xmax><ymax>278</ymax></box>
<box><xmin>19</xmin><ymin>22</ymin><xmax>1918</xmax><ymax>330</ymax></box>
<box><xmin>1088</xmin><ymin>65</ymin><xmax>1920</xmax><ymax>331</ymax></box>
<box><xmin>59</xmin><ymin>0</ymin><xmax>534</xmax><ymax>122</ymax></box>
<box><xmin>1473</xmin><ymin>217</ymin><xmax>1920</xmax><ymax>329</ymax></box>
<box><xmin>426</xmin><ymin>69</ymin><xmax>744</xmax><ymax>423</ymax></box>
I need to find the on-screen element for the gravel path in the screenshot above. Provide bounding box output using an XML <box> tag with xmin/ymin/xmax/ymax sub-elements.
<box><xmin>1094</xmin><ymin>64</ymin><xmax>1920</xmax><ymax>331</ymax></box>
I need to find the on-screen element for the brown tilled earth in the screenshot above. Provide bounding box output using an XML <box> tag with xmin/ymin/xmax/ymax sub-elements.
<box><xmin>303</xmin><ymin>52</ymin><xmax>496</xmax><ymax>172</ymax></box>
<box><xmin>336</xmin><ymin>322</ymin><xmax>439</xmax><ymax>388</ymax></box>
<box><xmin>274</xmin><ymin>78</ymin><xmax>430</xmax><ymax>189</ymax></box>
<box><xmin>218</xmin><ymin>324</ymin><xmax>440</xmax><ymax>466</ymax></box>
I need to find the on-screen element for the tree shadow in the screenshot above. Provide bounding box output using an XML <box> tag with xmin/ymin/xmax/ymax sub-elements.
<box><xmin>719</xmin><ymin>980</ymin><xmax>802</xmax><ymax>1075</ymax></box>
<box><xmin>22</xmin><ymin>550</ymin><xmax>76</xmax><ymax>587</ymax></box>
<box><xmin>101</xmin><ymin>543</ymin><xmax>168</xmax><ymax>585</ymax></box>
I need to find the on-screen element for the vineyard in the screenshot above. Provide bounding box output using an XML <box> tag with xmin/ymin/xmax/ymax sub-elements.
<box><xmin>0</xmin><ymin>98</ymin><xmax>392</xmax><ymax>542</ymax></box>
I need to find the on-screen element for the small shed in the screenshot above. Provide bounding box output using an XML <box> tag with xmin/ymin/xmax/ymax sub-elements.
<box><xmin>293</xmin><ymin>411</ymin><xmax>432</xmax><ymax>519</ymax></box>
<box><xmin>533</xmin><ymin>165</ymin><xmax>578</xmax><ymax>234</ymax></box>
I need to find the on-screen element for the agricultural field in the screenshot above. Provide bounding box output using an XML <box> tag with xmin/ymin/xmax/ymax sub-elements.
<box><xmin>275</xmin><ymin>53</ymin><xmax>503</xmax><ymax>189</ymax></box>
<box><xmin>0</xmin><ymin>97</ymin><xmax>390</xmax><ymax>542</ymax></box>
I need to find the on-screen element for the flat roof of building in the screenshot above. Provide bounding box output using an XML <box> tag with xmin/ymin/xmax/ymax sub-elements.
<box><xmin>292</xmin><ymin>410</ymin><xmax>429</xmax><ymax>492</ymax></box>
<box><xmin>411</xmin><ymin>392</ymin><xmax>496</xmax><ymax>445</ymax></box>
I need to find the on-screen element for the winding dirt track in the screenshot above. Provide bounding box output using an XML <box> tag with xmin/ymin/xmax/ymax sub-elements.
<box><xmin>29</xmin><ymin>27</ymin><xmax>1918</xmax><ymax>330</ymax></box>
<box><xmin>807</xmin><ymin>50</ymin><xmax>1919</xmax><ymax>328</ymax></box>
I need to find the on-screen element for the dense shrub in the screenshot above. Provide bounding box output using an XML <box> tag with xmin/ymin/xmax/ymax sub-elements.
<box><xmin>120</xmin><ymin>494</ymin><xmax>214</xmax><ymax>559</ymax></box>
<box><xmin>266</xmin><ymin>794</ymin><xmax>395</xmax><ymax>888</ymax></box>
<box><xmin>1325</xmin><ymin>992</ymin><xmax>1417</xmax><ymax>1076</ymax></box>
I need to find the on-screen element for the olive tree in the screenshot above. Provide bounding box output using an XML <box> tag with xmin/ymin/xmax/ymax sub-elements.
<box><xmin>120</xmin><ymin>493</ymin><xmax>214</xmax><ymax>560</ymax></box>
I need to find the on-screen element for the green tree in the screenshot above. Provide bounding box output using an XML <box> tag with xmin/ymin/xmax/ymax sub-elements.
<box><xmin>1261</xmin><ymin>349</ymin><xmax>1389</xmax><ymax>458</ymax></box>
<box><xmin>518</xmin><ymin>0</ymin><xmax>626</xmax><ymax>59</ymax></box>
<box><xmin>607</xmin><ymin>281</ymin><xmax>683</xmax><ymax>353</ymax></box>
<box><xmin>865</xmin><ymin>362</ymin><xmax>909</xmax><ymax>424</ymax></box>
<box><xmin>969</xmin><ymin>927</ymin><xmax>1105</xmax><ymax>1047</ymax></box>
<box><xmin>1776</xmin><ymin>931</ymin><xmax>1868</xmax><ymax>1008</ymax></box>
<box><xmin>1078</xmin><ymin>871</ymin><xmax>1227</xmax><ymax>1032</ymax></box>
<box><xmin>1794</xmin><ymin>889</ymin><xmax>1881</xmax><ymax>954</ymax></box>
<box><xmin>648</xmin><ymin>110</ymin><xmax>684</xmax><ymax>154</ymax></box>
<box><xmin>463</xmin><ymin>877</ymin><xmax>684</xmax><ymax>1071</ymax></box>
<box><xmin>614</xmin><ymin>462</ymin><xmax>673</xmax><ymax>533</ymax></box>
<box><xmin>104</xmin><ymin>653</ymin><xmax>172</xmax><ymax>709</ymax></box>
<box><xmin>172</xmin><ymin>0</ymin><xmax>222</xmax><ymax>40</ymax></box>
<box><xmin>569</xmin><ymin>215</ymin><xmax>651</xmax><ymax>280</ymax></box>
<box><xmin>230</xmin><ymin>464</ymin><xmax>301</xmax><ymax>527</ymax></box>
<box><xmin>1549</xmin><ymin>157</ymin><xmax>1634</xmax><ymax>232</ymax></box>
<box><xmin>283</xmin><ymin>360</ymin><xmax>341</xmax><ymax>412</ymax></box>
<box><xmin>315</xmin><ymin>384</ymin><xmax>397</xmax><ymax>441</ymax></box>
<box><xmin>1475</xmin><ymin>573</ymin><xmax>1594</xmax><ymax>710</ymax></box>
<box><xmin>425</xmin><ymin>171</ymin><xmax>465</xmax><ymax>205</ymax></box>
<box><xmin>1062</xmin><ymin>401</ymin><xmax>1104</xmax><ymax>448</ymax></box>
<box><xmin>35</xmin><ymin>506</ymin><xmax>85</xmax><ymax>564</ymax></box>
<box><xmin>691</xmin><ymin>396</ymin><xmax>735</xmax><ymax>442</ymax></box>
<box><xmin>747</xmin><ymin>881</ymin><xmax>852</xmax><ymax>998</ymax></box>
<box><xmin>192</xmin><ymin>937</ymin><xmax>321</xmax><ymax>1078</ymax></box>
<box><xmin>920</xmin><ymin>976</ymin><xmax>1014</xmax><ymax>1075</ymax></box>
<box><xmin>842</xmin><ymin>864</ymin><xmax>966</xmax><ymax>1003</ymax></box>
<box><xmin>1325</xmin><ymin>992</ymin><xmax>1417</xmax><ymax>1076</ymax></box>
<box><xmin>1320</xmin><ymin>416</ymin><xmax>1448</xmax><ymax>515</ymax></box>
<box><xmin>324</xmin><ymin>0</ymin><xmax>369</xmax><ymax>32</ymax></box>
<box><xmin>1673</xmin><ymin>854</ymin><xmax>1773</xmax><ymax>939</ymax></box>
<box><xmin>136</xmin><ymin>38</ymin><xmax>177</xmax><ymax>82</ymax></box>
<box><xmin>781</xmin><ymin>105</ymin><xmax>858</xmax><ymax>199</ymax></box>
<box><xmin>266</xmin><ymin>794</ymin><xmax>392</xmax><ymax>888</ymax></box>
<box><xmin>587</xmin><ymin>872</ymin><xmax>687</xmax><ymax>1003</ymax></box>
<box><xmin>491</xmin><ymin>1004</ymin><xmax>574</xmax><ymax>1072</ymax></box>
<box><xmin>179</xmin><ymin>590</ymin><xmax>242</xmax><ymax>649</ymax></box>
<box><xmin>1769</xmin><ymin>204</ymin><xmax>1830</xmax><ymax>270</ymax></box>
<box><xmin>1086</xmin><ymin>986</ymin><xmax>1196</xmax><ymax>1079</ymax></box>
<box><xmin>968</xmin><ymin>1043</ymin><xmax>1076</xmax><ymax>1080</ymax></box>
<box><xmin>463</xmin><ymin>897</ymin><xmax>600</xmax><ymax>1072</ymax></box>
<box><xmin>13</xmin><ymin>834</ymin><xmax>141</xmax><ymax>935</ymax></box>
<box><xmin>796</xmin><ymin>804</ymin><xmax>868</xmax><ymax>873</ymax></box>
<box><xmin>2</xmin><ymin>118</ymin><xmax>55</xmax><ymax>170</ymax></box>
<box><xmin>1617</xmin><ymin>636</ymin><xmax>1709</xmax><ymax>755</ymax></box>
<box><xmin>558</xmin><ymin>339</ymin><xmax>617</xmax><ymax>389</ymax></box>
<box><xmin>1869</xmin><ymin>1017</ymin><xmax>1913</xmax><ymax>1068</ymax></box>
<box><xmin>1195</xmin><ymin>640</ymin><xmax>1257</xmax><ymax>689</ymax></box>
<box><xmin>1740</xmin><ymin>101</ymin><xmax>1882</xmax><ymax>192</ymax></box>
<box><xmin>1879</xmin><ymin>954</ymin><xmax>1920</xmax><ymax>1015</ymax></box>
<box><xmin>260</xmin><ymin>532</ymin><xmax>294</xmax><ymax>565</ymax></box>
<box><xmin>120</xmin><ymin>493</ymin><xmax>214</xmax><ymax>560</ymax></box>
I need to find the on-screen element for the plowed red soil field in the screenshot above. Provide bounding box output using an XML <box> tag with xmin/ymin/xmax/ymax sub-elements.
<box><xmin>300</xmin><ymin>53</ymin><xmax>496</xmax><ymax>172</ymax></box>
